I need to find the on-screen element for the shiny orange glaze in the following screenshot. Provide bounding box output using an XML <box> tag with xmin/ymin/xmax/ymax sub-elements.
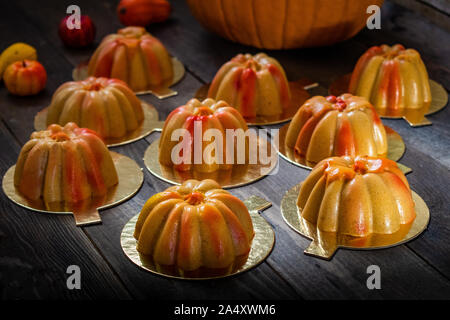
<box><xmin>64</xmin><ymin>144</ymin><xmax>85</xmax><ymax>203</ymax></box>
<box><xmin>323</xmin><ymin>155</ymin><xmax>399</xmax><ymax>183</ymax></box>
<box><xmin>46</xmin><ymin>77</ymin><xmax>144</xmax><ymax>139</ymax></box>
<box><xmin>159</xmin><ymin>98</ymin><xmax>249</xmax><ymax>173</ymax></box>
<box><xmin>298</xmin><ymin>155</ymin><xmax>416</xmax><ymax>238</ymax></box>
<box><xmin>334</xmin><ymin>117</ymin><xmax>356</xmax><ymax>156</ymax></box>
<box><xmin>239</xmin><ymin>68</ymin><xmax>257</xmax><ymax>118</ymax></box>
<box><xmin>349</xmin><ymin>44</ymin><xmax>431</xmax><ymax>113</ymax></box>
<box><xmin>78</xmin><ymin>140</ymin><xmax>107</xmax><ymax>196</ymax></box>
<box><xmin>134</xmin><ymin>179</ymin><xmax>254</xmax><ymax>275</ymax></box>
<box><xmin>173</xmin><ymin>114</ymin><xmax>207</xmax><ymax>172</ymax></box>
<box><xmin>88</xmin><ymin>26</ymin><xmax>173</xmax><ymax>91</ymax></box>
<box><xmin>140</xmin><ymin>37</ymin><xmax>163</xmax><ymax>84</ymax></box>
<box><xmin>348</xmin><ymin>46</ymin><xmax>385</xmax><ymax>92</ymax></box>
<box><xmin>208</xmin><ymin>53</ymin><xmax>291</xmax><ymax>118</ymax></box>
<box><xmin>184</xmin><ymin>191</ymin><xmax>204</xmax><ymax>205</ymax></box>
<box><xmin>286</xmin><ymin>94</ymin><xmax>387</xmax><ymax>164</ymax></box>
<box><xmin>50</xmin><ymin>131</ymin><xmax>70</xmax><ymax>141</ymax></box>
<box><xmin>268</xmin><ymin>63</ymin><xmax>290</xmax><ymax>107</ymax></box>
<box><xmin>294</xmin><ymin>105</ymin><xmax>333</xmax><ymax>155</ymax></box>
<box><xmin>14</xmin><ymin>122</ymin><xmax>118</xmax><ymax>204</ymax></box>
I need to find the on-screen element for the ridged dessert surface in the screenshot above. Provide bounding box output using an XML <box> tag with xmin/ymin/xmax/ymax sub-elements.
<box><xmin>87</xmin><ymin>27</ymin><xmax>174</xmax><ymax>91</ymax></box>
<box><xmin>134</xmin><ymin>179</ymin><xmax>254</xmax><ymax>275</ymax></box>
<box><xmin>46</xmin><ymin>77</ymin><xmax>144</xmax><ymax>139</ymax></box>
<box><xmin>349</xmin><ymin>44</ymin><xmax>431</xmax><ymax>113</ymax></box>
<box><xmin>297</xmin><ymin>156</ymin><xmax>416</xmax><ymax>238</ymax></box>
<box><xmin>285</xmin><ymin>94</ymin><xmax>388</xmax><ymax>164</ymax></box>
<box><xmin>159</xmin><ymin>98</ymin><xmax>249</xmax><ymax>173</ymax></box>
<box><xmin>14</xmin><ymin>123</ymin><xmax>118</xmax><ymax>204</ymax></box>
<box><xmin>208</xmin><ymin>53</ymin><xmax>291</xmax><ymax>118</ymax></box>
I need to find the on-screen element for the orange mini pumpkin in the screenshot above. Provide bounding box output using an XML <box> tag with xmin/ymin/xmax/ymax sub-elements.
<box><xmin>3</xmin><ymin>60</ymin><xmax>47</xmax><ymax>96</ymax></box>
<box><xmin>117</xmin><ymin>0</ymin><xmax>171</xmax><ymax>26</ymax></box>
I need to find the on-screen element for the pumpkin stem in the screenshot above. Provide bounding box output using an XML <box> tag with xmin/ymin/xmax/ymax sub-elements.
<box><xmin>184</xmin><ymin>192</ymin><xmax>205</xmax><ymax>205</ymax></box>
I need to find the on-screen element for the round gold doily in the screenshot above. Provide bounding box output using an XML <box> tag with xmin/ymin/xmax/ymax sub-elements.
<box><xmin>281</xmin><ymin>183</ymin><xmax>429</xmax><ymax>260</ymax></box>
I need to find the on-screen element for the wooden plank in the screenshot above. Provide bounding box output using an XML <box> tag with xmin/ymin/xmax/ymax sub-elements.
<box><xmin>419</xmin><ymin>0</ymin><xmax>450</xmax><ymax>14</ymax></box>
<box><xmin>389</xmin><ymin>0</ymin><xmax>450</xmax><ymax>32</ymax></box>
<box><xmin>398</xmin><ymin>145</ymin><xmax>450</xmax><ymax>276</ymax></box>
<box><xmin>3</xmin><ymin>0</ymin><xmax>450</xmax><ymax>299</ymax></box>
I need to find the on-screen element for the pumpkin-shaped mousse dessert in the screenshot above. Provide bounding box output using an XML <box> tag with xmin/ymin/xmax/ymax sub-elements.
<box><xmin>298</xmin><ymin>156</ymin><xmax>416</xmax><ymax>242</ymax></box>
<box><xmin>46</xmin><ymin>77</ymin><xmax>144</xmax><ymax>139</ymax></box>
<box><xmin>208</xmin><ymin>53</ymin><xmax>291</xmax><ymax>118</ymax></box>
<box><xmin>87</xmin><ymin>26</ymin><xmax>173</xmax><ymax>91</ymax></box>
<box><xmin>14</xmin><ymin>122</ymin><xmax>118</xmax><ymax>204</ymax></box>
<box><xmin>349</xmin><ymin>44</ymin><xmax>431</xmax><ymax>115</ymax></box>
<box><xmin>285</xmin><ymin>94</ymin><xmax>387</xmax><ymax>164</ymax></box>
<box><xmin>159</xmin><ymin>98</ymin><xmax>249</xmax><ymax>173</ymax></box>
<box><xmin>134</xmin><ymin>179</ymin><xmax>254</xmax><ymax>276</ymax></box>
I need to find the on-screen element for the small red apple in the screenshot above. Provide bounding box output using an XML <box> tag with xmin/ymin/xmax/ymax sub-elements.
<box><xmin>58</xmin><ymin>15</ymin><xmax>96</xmax><ymax>48</ymax></box>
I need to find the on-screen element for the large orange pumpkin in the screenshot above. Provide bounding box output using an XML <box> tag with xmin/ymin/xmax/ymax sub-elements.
<box><xmin>186</xmin><ymin>0</ymin><xmax>384</xmax><ymax>49</ymax></box>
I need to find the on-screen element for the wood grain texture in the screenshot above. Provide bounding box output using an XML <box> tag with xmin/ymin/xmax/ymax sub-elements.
<box><xmin>0</xmin><ymin>0</ymin><xmax>449</xmax><ymax>299</ymax></box>
<box><xmin>390</xmin><ymin>0</ymin><xmax>450</xmax><ymax>32</ymax></box>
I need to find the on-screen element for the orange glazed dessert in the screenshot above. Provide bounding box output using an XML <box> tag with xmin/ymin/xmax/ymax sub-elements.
<box><xmin>134</xmin><ymin>179</ymin><xmax>254</xmax><ymax>276</ymax></box>
<box><xmin>298</xmin><ymin>156</ymin><xmax>416</xmax><ymax>243</ymax></box>
<box><xmin>46</xmin><ymin>77</ymin><xmax>144</xmax><ymax>139</ymax></box>
<box><xmin>285</xmin><ymin>94</ymin><xmax>387</xmax><ymax>164</ymax></box>
<box><xmin>159</xmin><ymin>98</ymin><xmax>249</xmax><ymax>173</ymax></box>
<box><xmin>87</xmin><ymin>26</ymin><xmax>173</xmax><ymax>92</ymax></box>
<box><xmin>14</xmin><ymin>123</ymin><xmax>118</xmax><ymax>204</ymax></box>
<box><xmin>349</xmin><ymin>44</ymin><xmax>431</xmax><ymax>115</ymax></box>
<box><xmin>208</xmin><ymin>53</ymin><xmax>291</xmax><ymax>118</ymax></box>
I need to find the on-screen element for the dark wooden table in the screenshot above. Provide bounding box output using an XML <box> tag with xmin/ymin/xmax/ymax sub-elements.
<box><xmin>1</xmin><ymin>0</ymin><xmax>449</xmax><ymax>300</ymax></box>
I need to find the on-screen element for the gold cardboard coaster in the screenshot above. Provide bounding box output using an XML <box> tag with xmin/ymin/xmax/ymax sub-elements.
<box><xmin>121</xmin><ymin>195</ymin><xmax>275</xmax><ymax>280</ymax></box>
<box><xmin>34</xmin><ymin>101</ymin><xmax>162</xmax><ymax>147</ymax></box>
<box><xmin>143</xmin><ymin>136</ymin><xmax>278</xmax><ymax>188</ymax></box>
<box><xmin>72</xmin><ymin>57</ymin><xmax>185</xmax><ymax>99</ymax></box>
<box><xmin>329</xmin><ymin>73</ymin><xmax>448</xmax><ymax>127</ymax></box>
<box><xmin>195</xmin><ymin>79</ymin><xmax>323</xmax><ymax>126</ymax></box>
<box><xmin>2</xmin><ymin>152</ymin><xmax>143</xmax><ymax>226</ymax></box>
<box><xmin>281</xmin><ymin>183</ymin><xmax>429</xmax><ymax>260</ymax></box>
<box><xmin>275</xmin><ymin>123</ymin><xmax>411</xmax><ymax>174</ymax></box>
